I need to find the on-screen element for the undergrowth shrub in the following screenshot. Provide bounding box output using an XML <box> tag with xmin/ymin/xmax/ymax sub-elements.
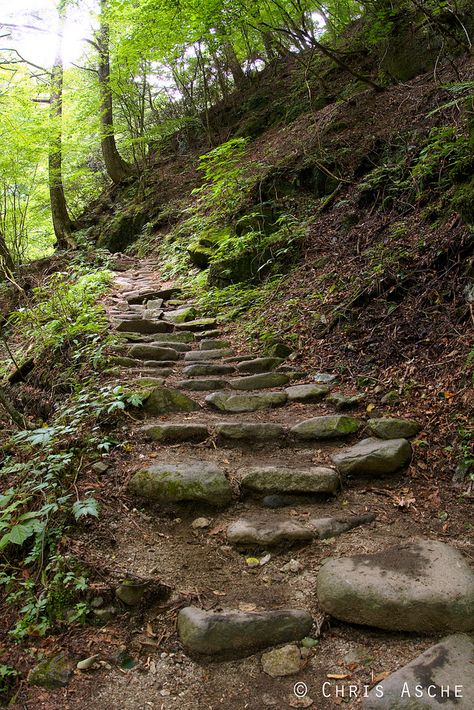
<box><xmin>0</xmin><ymin>267</ymin><xmax>143</xmax><ymax>640</ymax></box>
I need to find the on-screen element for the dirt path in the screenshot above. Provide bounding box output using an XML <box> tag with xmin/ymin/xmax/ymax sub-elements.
<box><xmin>22</xmin><ymin>260</ymin><xmax>472</xmax><ymax>710</ymax></box>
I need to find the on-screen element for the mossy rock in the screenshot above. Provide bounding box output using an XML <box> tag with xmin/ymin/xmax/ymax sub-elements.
<box><xmin>28</xmin><ymin>654</ymin><xmax>72</xmax><ymax>689</ymax></box>
<box><xmin>97</xmin><ymin>210</ymin><xmax>148</xmax><ymax>252</ymax></box>
<box><xmin>453</xmin><ymin>177</ymin><xmax>474</xmax><ymax>225</ymax></box>
<box><xmin>142</xmin><ymin>387</ymin><xmax>199</xmax><ymax>415</ymax></box>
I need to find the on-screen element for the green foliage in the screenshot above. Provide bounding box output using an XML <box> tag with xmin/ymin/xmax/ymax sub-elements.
<box><xmin>193</xmin><ymin>138</ymin><xmax>252</xmax><ymax>215</ymax></box>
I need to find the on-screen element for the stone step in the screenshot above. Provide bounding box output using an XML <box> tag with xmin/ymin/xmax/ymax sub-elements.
<box><xmin>150</xmin><ymin>341</ymin><xmax>191</xmax><ymax>352</ymax></box>
<box><xmin>184</xmin><ymin>349</ymin><xmax>234</xmax><ymax>361</ymax></box>
<box><xmin>140</xmin><ymin>423</ymin><xmax>209</xmax><ymax>443</ymax></box>
<box><xmin>177</xmin><ymin>607</ymin><xmax>312</xmax><ymax>657</ymax></box>
<box><xmin>227</xmin><ymin>517</ymin><xmax>314</xmax><ymax>546</ymax></box>
<box><xmin>129</xmin><ymin>344</ymin><xmax>180</xmax><ymax>361</ymax></box>
<box><xmin>226</xmin><ymin>513</ymin><xmax>375</xmax><ymax>547</ymax></box>
<box><xmin>366</xmin><ymin>417</ymin><xmax>421</xmax><ymax>439</ymax></box>
<box><xmin>224</xmin><ymin>355</ymin><xmax>259</xmax><ymax>363</ymax></box>
<box><xmin>205</xmin><ymin>391</ymin><xmax>287</xmax><ymax>413</ymax></box>
<box><xmin>116</xmin><ymin>319</ymin><xmax>174</xmax><ymax>334</ymax></box>
<box><xmin>215</xmin><ymin>422</ymin><xmax>285</xmax><ymax>443</ymax></box>
<box><xmin>183</xmin><ymin>363</ymin><xmax>236</xmax><ymax>376</ymax></box>
<box><xmin>228</xmin><ymin>372</ymin><xmax>290</xmax><ymax>390</ymax></box>
<box><xmin>175</xmin><ymin>379</ymin><xmax>229</xmax><ymax>391</ymax></box>
<box><xmin>291</xmin><ymin>415</ymin><xmax>360</xmax><ymax>440</ymax></box>
<box><xmin>141</xmin><ymin>387</ymin><xmax>199</xmax><ymax>415</ymax></box>
<box><xmin>125</xmin><ymin>286</ymin><xmax>181</xmax><ymax>304</ymax></box>
<box><xmin>332</xmin><ymin>437</ymin><xmax>412</xmax><ymax>475</ymax></box>
<box><xmin>163</xmin><ymin>306</ymin><xmax>197</xmax><ymax>323</ymax></box>
<box><xmin>317</xmin><ymin>539</ymin><xmax>474</xmax><ymax>632</ymax></box>
<box><xmin>199</xmin><ymin>339</ymin><xmax>230</xmax><ymax>350</ymax></box>
<box><xmin>235</xmin><ymin>357</ymin><xmax>284</xmax><ymax>374</ymax></box>
<box><xmin>175</xmin><ymin>318</ymin><xmax>217</xmax><ymax>332</ymax></box>
<box><xmin>326</xmin><ymin>392</ymin><xmax>365</xmax><ymax>410</ymax></box>
<box><xmin>128</xmin><ymin>462</ymin><xmax>233</xmax><ymax>507</ymax></box>
<box><xmin>150</xmin><ymin>331</ymin><xmax>195</xmax><ymax>343</ymax></box>
<box><xmin>143</xmin><ymin>360</ymin><xmax>178</xmax><ymax>369</ymax></box>
<box><xmin>238</xmin><ymin>465</ymin><xmax>339</xmax><ymax>495</ymax></box>
<box><xmin>285</xmin><ymin>384</ymin><xmax>330</xmax><ymax>402</ymax></box>
<box><xmin>195</xmin><ymin>329</ymin><xmax>221</xmax><ymax>340</ymax></box>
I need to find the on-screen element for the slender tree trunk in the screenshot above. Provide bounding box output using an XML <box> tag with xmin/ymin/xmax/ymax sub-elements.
<box><xmin>97</xmin><ymin>0</ymin><xmax>134</xmax><ymax>183</ymax></box>
<box><xmin>0</xmin><ymin>227</ymin><xmax>14</xmax><ymax>276</ymax></box>
<box><xmin>49</xmin><ymin>19</ymin><xmax>75</xmax><ymax>251</ymax></box>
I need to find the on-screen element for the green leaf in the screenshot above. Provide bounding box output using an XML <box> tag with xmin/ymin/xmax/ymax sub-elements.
<box><xmin>72</xmin><ymin>498</ymin><xmax>100</xmax><ymax>521</ymax></box>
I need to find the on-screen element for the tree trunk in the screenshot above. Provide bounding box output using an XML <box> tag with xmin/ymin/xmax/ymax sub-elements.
<box><xmin>97</xmin><ymin>0</ymin><xmax>134</xmax><ymax>183</ymax></box>
<box><xmin>0</xmin><ymin>227</ymin><xmax>14</xmax><ymax>276</ymax></box>
<box><xmin>49</xmin><ymin>20</ymin><xmax>75</xmax><ymax>251</ymax></box>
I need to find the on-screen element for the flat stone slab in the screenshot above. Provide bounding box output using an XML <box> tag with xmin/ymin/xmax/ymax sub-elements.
<box><xmin>176</xmin><ymin>379</ymin><xmax>229</xmax><ymax>391</ymax></box>
<box><xmin>129</xmin><ymin>462</ymin><xmax>233</xmax><ymax>507</ymax></box>
<box><xmin>216</xmin><ymin>422</ymin><xmax>286</xmax><ymax>443</ymax></box>
<box><xmin>196</xmin><ymin>329</ymin><xmax>221</xmax><ymax>340</ymax></box>
<box><xmin>236</xmin><ymin>357</ymin><xmax>284</xmax><ymax>374</ymax></box>
<box><xmin>133</xmin><ymin>377</ymin><xmax>165</xmax><ymax>387</ymax></box>
<box><xmin>141</xmin><ymin>387</ymin><xmax>199</xmax><ymax>414</ymax></box>
<box><xmin>309</xmin><ymin>513</ymin><xmax>376</xmax><ymax>539</ymax></box>
<box><xmin>109</xmin><ymin>356</ymin><xmax>143</xmax><ymax>368</ymax></box>
<box><xmin>116</xmin><ymin>319</ymin><xmax>174</xmax><ymax>334</ymax></box>
<box><xmin>240</xmin><ymin>465</ymin><xmax>339</xmax><ymax>494</ymax></box>
<box><xmin>184</xmin><ymin>349</ymin><xmax>233</xmax><ymax>361</ymax></box>
<box><xmin>229</xmin><ymin>373</ymin><xmax>290</xmax><ymax>390</ymax></box>
<box><xmin>291</xmin><ymin>415</ymin><xmax>359</xmax><ymax>440</ymax></box>
<box><xmin>151</xmin><ymin>331</ymin><xmax>195</xmax><ymax>343</ymax></box>
<box><xmin>126</xmin><ymin>287</ymin><xmax>181</xmax><ymax>304</ymax></box>
<box><xmin>175</xmin><ymin>318</ymin><xmax>217</xmax><ymax>332</ymax></box>
<box><xmin>332</xmin><ymin>437</ymin><xmax>412</xmax><ymax>475</ymax></box>
<box><xmin>144</xmin><ymin>298</ymin><xmax>163</xmax><ymax>310</ymax></box>
<box><xmin>317</xmin><ymin>539</ymin><xmax>474</xmax><ymax>632</ymax></box>
<box><xmin>140</xmin><ymin>423</ymin><xmax>209</xmax><ymax>443</ymax></box>
<box><xmin>183</xmin><ymin>363</ymin><xmax>235</xmax><ymax>376</ymax></box>
<box><xmin>129</xmin><ymin>344</ymin><xmax>179</xmax><ymax>361</ymax></box>
<box><xmin>285</xmin><ymin>384</ymin><xmax>330</xmax><ymax>402</ymax></box>
<box><xmin>227</xmin><ymin>517</ymin><xmax>314</xmax><ymax>546</ymax></box>
<box><xmin>177</xmin><ymin>607</ymin><xmax>313</xmax><ymax>657</ymax></box>
<box><xmin>163</xmin><ymin>306</ymin><xmax>196</xmax><ymax>323</ymax></box>
<box><xmin>199</xmin><ymin>339</ymin><xmax>230</xmax><ymax>350</ymax></box>
<box><xmin>367</xmin><ymin>417</ymin><xmax>421</xmax><ymax>439</ymax></box>
<box><xmin>362</xmin><ymin>634</ymin><xmax>474</xmax><ymax>709</ymax></box>
<box><xmin>150</xmin><ymin>341</ymin><xmax>191</xmax><ymax>352</ymax></box>
<box><xmin>205</xmin><ymin>391</ymin><xmax>287</xmax><ymax>413</ymax></box>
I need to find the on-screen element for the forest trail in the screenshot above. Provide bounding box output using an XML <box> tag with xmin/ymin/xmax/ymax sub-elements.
<box><xmin>51</xmin><ymin>260</ymin><xmax>473</xmax><ymax>710</ymax></box>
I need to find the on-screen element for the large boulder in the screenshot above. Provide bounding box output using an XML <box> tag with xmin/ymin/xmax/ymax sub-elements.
<box><xmin>291</xmin><ymin>415</ymin><xmax>359</xmax><ymax>440</ymax></box>
<box><xmin>239</xmin><ymin>465</ymin><xmax>339</xmax><ymax>495</ymax></box>
<box><xmin>332</xmin><ymin>437</ymin><xmax>412</xmax><ymax>475</ymax></box>
<box><xmin>317</xmin><ymin>539</ymin><xmax>474</xmax><ymax>632</ymax></box>
<box><xmin>129</xmin><ymin>462</ymin><xmax>233</xmax><ymax>507</ymax></box>
<box><xmin>362</xmin><ymin>634</ymin><xmax>474</xmax><ymax>709</ymax></box>
<box><xmin>177</xmin><ymin>607</ymin><xmax>313</xmax><ymax>657</ymax></box>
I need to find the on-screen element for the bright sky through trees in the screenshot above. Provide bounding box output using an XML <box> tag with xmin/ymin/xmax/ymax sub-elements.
<box><xmin>2</xmin><ymin>0</ymin><xmax>92</xmax><ymax>67</ymax></box>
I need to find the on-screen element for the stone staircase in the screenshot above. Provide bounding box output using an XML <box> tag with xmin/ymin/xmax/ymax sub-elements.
<box><xmin>97</xmin><ymin>263</ymin><xmax>474</xmax><ymax>709</ymax></box>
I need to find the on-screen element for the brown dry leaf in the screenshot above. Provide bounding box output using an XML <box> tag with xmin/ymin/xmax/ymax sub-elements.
<box><xmin>327</xmin><ymin>673</ymin><xmax>351</xmax><ymax>680</ymax></box>
<box><xmin>212</xmin><ymin>590</ymin><xmax>226</xmax><ymax>596</ymax></box>
<box><xmin>238</xmin><ymin>602</ymin><xmax>257</xmax><ymax>612</ymax></box>
<box><xmin>395</xmin><ymin>495</ymin><xmax>416</xmax><ymax>510</ymax></box>
<box><xmin>208</xmin><ymin>524</ymin><xmax>226</xmax><ymax>536</ymax></box>
<box><xmin>372</xmin><ymin>671</ymin><xmax>391</xmax><ymax>683</ymax></box>
<box><xmin>145</xmin><ymin>623</ymin><xmax>156</xmax><ymax>638</ymax></box>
